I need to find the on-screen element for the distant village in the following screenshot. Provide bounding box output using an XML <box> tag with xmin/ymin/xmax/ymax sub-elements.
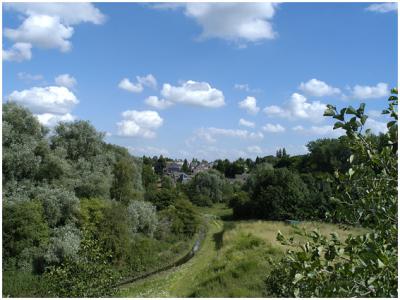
<box><xmin>161</xmin><ymin>159</ymin><xmax>249</xmax><ymax>185</ymax></box>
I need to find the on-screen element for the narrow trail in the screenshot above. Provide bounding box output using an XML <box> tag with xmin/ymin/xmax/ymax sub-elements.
<box><xmin>117</xmin><ymin>217</ymin><xmax>223</xmax><ymax>297</ymax></box>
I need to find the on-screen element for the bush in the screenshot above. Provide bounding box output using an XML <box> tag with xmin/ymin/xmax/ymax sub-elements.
<box><xmin>239</xmin><ymin>168</ymin><xmax>311</xmax><ymax>220</ymax></box>
<box><xmin>127</xmin><ymin>200</ymin><xmax>158</xmax><ymax>237</ymax></box>
<box><xmin>186</xmin><ymin>170</ymin><xmax>226</xmax><ymax>206</ymax></box>
<box><xmin>3</xmin><ymin>200</ymin><xmax>49</xmax><ymax>260</ymax></box>
<box><xmin>158</xmin><ymin>198</ymin><xmax>199</xmax><ymax>238</ymax></box>
<box><xmin>265</xmin><ymin>89</ymin><xmax>398</xmax><ymax>297</ymax></box>
<box><xmin>42</xmin><ymin>233</ymin><xmax>119</xmax><ymax>297</ymax></box>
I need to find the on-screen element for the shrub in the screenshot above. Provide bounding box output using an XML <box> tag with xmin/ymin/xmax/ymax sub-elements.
<box><xmin>42</xmin><ymin>233</ymin><xmax>119</xmax><ymax>297</ymax></box>
<box><xmin>127</xmin><ymin>200</ymin><xmax>158</xmax><ymax>237</ymax></box>
<box><xmin>265</xmin><ymin>89</ymin><xmax>398</xmax><ymax>297</ymax></box>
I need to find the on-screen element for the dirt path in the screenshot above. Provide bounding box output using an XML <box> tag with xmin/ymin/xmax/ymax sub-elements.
<box><xmin>117</xmin><ymin>218</ymin><xmax>223</xmax><ymax>297</ymax></box>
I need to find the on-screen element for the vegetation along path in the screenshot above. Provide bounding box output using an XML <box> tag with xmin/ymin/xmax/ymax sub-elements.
<box><xmin>117</xmin><ymin>212</ymin><xmax>223</xmax><ymax>297</ymax></box>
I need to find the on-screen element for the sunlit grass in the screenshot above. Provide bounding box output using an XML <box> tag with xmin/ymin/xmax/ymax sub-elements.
<box><xmin>118</xmin><ymin>205</ymin><xmax>368</xmax><ymax>297</ymax></box>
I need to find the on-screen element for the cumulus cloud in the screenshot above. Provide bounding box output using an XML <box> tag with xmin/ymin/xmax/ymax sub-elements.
<box><xmin>8</xmin><ymin>85</ymin><xmax>78</xmax><ymax>126</ymax></box>
<box><xmin>299</xmin><ymin>78</ymin><xmax>341</xmax><ymax>97</ymax></box>
<box><xmin>262</xmin><ymin>123</ymin><xmax>285</xmax><ymax>133</ymax></box>
<box><xmin>183</xmin><ymin>3</ymin><xmax>278</xmax><ymax>45</ymax></box>
<box><xmin>349</xmin><ymin>82</ymin><xmax>390</xmax><ymax>99</ymax></box>
<box><xmin>117</xmin><ymin>110</ymin><xmax>163</xmax><ymax>138</ymax></box>
<box><xmin>366</xmin><ymin>3</ymin><xmax>397</xmax><ymax>13</ymax></box>
<box><xmin>8</xmin><ymin>86</ymin><xmax>78</xmax><ymax>115</ymax></box>
<box><xmin>145</xmin><ymin>96</ymin><xmax>173</xmax><ymax>110</ymax></box>
<box><xmin>264</xmin><ymin>93</ymin><xmax>327</xmax><ymax>123</ymax></box>
<box><xmin>118</xmin><ymin>78</ymin><xmax>143</xmax><ymax>93</ymax></box>
<box><xmin>161</xmin><ymin>80</ymin><xmax>225</xmax><ymax>108</ymax></box>
<box><xmin>118</xmin><ymin>74</ymin><xmax>157</xmax><ymax>93</ymax></box>
<box><xmin>5</xmin><ymin>15</ymin><xmax>74</xmax><ymax>52</ymax></box>
<box><xmin>365</xmin><ymin>118</ymin><xmax>388</xmax><ymax>134</ymax></box>
<box><xmin>3</xmin><ymin>3</ymin><xmax>105</xmax><ymax>61</ymax></box>
<box><xmin>55</xmin><ymin>74</ymin><xmax>77</xmax><ymax>89</ymax></box>
<box><xmin>239</xmin><ymin>118</ymin><xmax>255</xmax><ymax>128</ymax></box>
<box><xmin>3</xmin><ymin>42</ymin><xmax>32</xmax><ymax>62</ymax></box>
<box><xmin>36</xmin><ymin>112</ymin><xmax>76</xmax><ymax>127</ymax></box>
<box><xmin>137</xmin><ymin>74</ymin><xmax>157</xmax><ymax>89</ymax></box>
<box><xmin>4</xmin><ymin>3</ymin><xmax>106</xmax><ymax>25</ymax></box>
<box><xmin>238</xmin><ymin>96</ymin><xmax>260</xmax><ymax>114</ymax></box>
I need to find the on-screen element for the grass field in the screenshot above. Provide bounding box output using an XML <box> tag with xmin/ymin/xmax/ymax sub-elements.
<box><xmin>118</xmin><ymin>204</ymin><xmax>367</xmax><ymax>297</ymax></box>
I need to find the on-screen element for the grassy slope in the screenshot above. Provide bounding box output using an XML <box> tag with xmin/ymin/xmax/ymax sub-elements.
<box><xmin>118</xmin><ymin>204</ymin><xmax>366</xmax><ymax>297</ymax></box>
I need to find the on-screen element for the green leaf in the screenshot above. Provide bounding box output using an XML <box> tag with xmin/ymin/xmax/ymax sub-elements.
<box><xmin>333</xmin><ymin>122</ymin><xmax>344</xmax><ymax>129</ymax></box>
<box><xmin>360</xmin><ymin>115</ymin><xmax>368</xmax><ymax>125</ymax></box>
<box><xmin>346</xmin><ymin>106</ymin><xmax>357</xmax><ymax>115</ymax></box>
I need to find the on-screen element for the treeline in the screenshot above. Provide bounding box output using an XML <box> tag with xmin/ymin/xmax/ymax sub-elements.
<box><xmin>2</xmin><ymin>103</ymin><xmax>199</xmax><ymax>297</ymax></box>
<box><xmin>181</xmin><ymin>134</ymin><xmax>388</xmax><ymax>224</ymax></box>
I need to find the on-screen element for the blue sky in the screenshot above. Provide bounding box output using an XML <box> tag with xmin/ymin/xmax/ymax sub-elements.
<box><xmin>2</xmin><ymin>2</ymin><xmax>398</xmax><ymax>160</ymax></box>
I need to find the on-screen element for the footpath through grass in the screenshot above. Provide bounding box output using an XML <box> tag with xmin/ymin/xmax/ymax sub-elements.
<box><xmin>118</xmin><ymin>204</ymin><xmax>366</xmax><ymax>297</ymax></box>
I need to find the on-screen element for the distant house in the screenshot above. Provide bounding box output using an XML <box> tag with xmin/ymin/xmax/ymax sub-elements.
<box><xmin>165</xmin><ymin>161</ymin><xmax>183</xmax><ymax>174</ymax></box>
<box><xmin>192</xmin><ymin>161</ymin><xmax>212</xmax><ymax>174</ymax></box>
<box><xmin>177</xmin><ymin>172</ymin><xmax>191</xmax><ymax>184</ymax></box>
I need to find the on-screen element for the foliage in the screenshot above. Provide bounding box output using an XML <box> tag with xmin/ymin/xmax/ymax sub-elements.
<box><xmin>33</xmin><ymin>185</ymin><xmax>80</xmax><ymax>228</ymax></box>
<box><xmin>186</xmin><ymin>170</ymin><xmax>226</xmax><ymax>206</ymax></box>
<box><xmin>237</xmin><ymin>168</ymin><xmax>311</xmax><ymax>220</ymax></box>
<box><xmin>159</xmin><ymin>198</ymin><xmax>200</xmax><ymax>237</ymax></box>
<box><xmin>110</xmin><ymin>156</ymin><xmax>139</xmax><ymax>205</ymax></box>
<box><xmin>127</xmin><ymin>200</ymin><xmax>158</xmax><ymax>237</ymax></box>
<box><xmin>3</xmin><ymin>200</ymin><xmax>49</xmax><ymax>260</ymax></box>
<box><xmin>97</xmin><ymin>202</ymin><xmax>131</xmax><ymax>263</ymax></box>
<box><xmin>42</xmin><ymin>232</ymin><xmax>119</xmax><ymax>297</ymax></box>
<box><xmin>44</xmin><ymin>224</ymin><xmax>81</xmax><ymax>265</ymax></box>
<box><xmin>265</xmin><ymin>89</ymin><xmax>398</xmax><ymax>297</ymax></box>
<box><xmin>148</xmin><ymin>187</ymin><xmax>179</xmax><ymax>210</ymax></box>
<box><xmin>2</xmin><ymin>103</ymin><xmax>47</xmax><ymax>183</ymax></box>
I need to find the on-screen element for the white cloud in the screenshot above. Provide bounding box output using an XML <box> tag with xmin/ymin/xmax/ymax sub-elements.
<box><xmin>194</xmin><ymin>127</ymin><xmax>263</xmax><ymax>143</ymax></box>
<box><xmin>161</xmin><ymin>80</ymin><xmax>225</xmax><ymax>108</ymax></box>
<box><xmin>262</xmin><ymin>123</ymin><xmax>285</xmax><ymax>133</ymax></box>
<box><xmin>137</xmin><ymin>74</ymin><xmax>157</xmax><ymax>89</ymax></box>
<box><xmin>55</xmin><ymin>74</ymin><xmax>77</xmax><ymax>89</ymax></box>
<box><xmin>264</xmin><ymin>93</ymin><xmax>327</xmax><ymax>123</ymax></box>
<box><xmin>4</xmin><ymin>3</ymin><xmax>106</xmax><ymax>25</ymax></box>
<box><xmin>366</xmin><ymin>3</ymin><xmax>397</xmax><ymax>13</ymax></box>
<box><xmin>118</xmin><ymin>78</ymin><xmax>143</xmax><ymax>93</ymax></box>
<box><xmin>5</xmin><ymin>15</ymin><xmax>74</xmax><ymax>52</ymax></box>
<box><xmin>3</xmin><ymin>42</ymin><xmax>32</xmax><ymax>62</ymax></box>
<box><xmin>8</xmin><ymin>86</ymin><xmax>78</xmax><ymax>115</ymax></box>
<box><xmin>183</xmin><ymin>3</ymin><xmax>278</xmax><ymax>45</ymax></box>
<box><xmin>118</xmin><ymin>74</ymin><xmax>157</xmax><ymax>93</ymax></box>
<box><xmin>292</xmin><ymin>124</ymin><xmax>344</xmax><ymax>137</ymax></box>
<box><xmin>145</xmin><ymin>96</ymin><xmax>174</xmax><ymax>110</ymax></box>
<box><xmin>349</xmin><ymin>82</ymin><xmax>390</xmax><ymax>99</ymax></box>
<box><xmin>238</xmin><ymin>96</ymin><xmax>260</xmax><ymax>114</ymax></box>
<box><xmin>366</xmin><ymin>118</ymin><xmax>388</xmax><ymax>134</ymax></box>
<box><xmin>247</xmin><ymin>145</ymin><xmax>262</xmax><ymax>154</ymax></box>
<box><xmin>8</xmin><ymin>85</ymin><xmax>78</xmax><ymax>127</ymax></box>
<box><xmin>18</xmin><ymin>72</ymin><xmax>43</xmax><ymax>81</ymax></box>
<box><xmin>3</xmin><ymin>3</ymin><xmax>105</xmax><ymax>61</ymax></box>
<box><xmin>117</xmin><ymin>110</ymin><xmax>163</xmax><ymax>139</ymax></box>
<box><xmin>239</xmin><ymin>118</ymin><xmax>255</xmax><ymax>128</ymax></box>
<box><xmin>36</xmin><ymin>113</ymin><xmax>76</xmax><ymax>127</ymax></box>
<box><xmin>299</xmin><ymin>78</ymin><xmax>341</xmax><ymax>97</ymax></box>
